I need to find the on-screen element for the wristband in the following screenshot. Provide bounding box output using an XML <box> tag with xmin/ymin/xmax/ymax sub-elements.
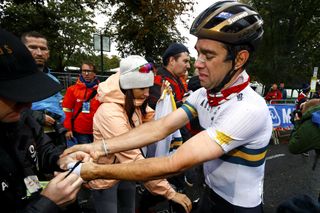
<box><xmin>102</xmin><ymin>138</ymin><xmax>109</xmax><ymax>156</ymax></box>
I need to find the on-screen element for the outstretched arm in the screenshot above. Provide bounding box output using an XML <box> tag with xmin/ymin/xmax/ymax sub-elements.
<box><xmin>62</xmin><ymin>108</ymin><xmax>190</xmax><ymax>159</ymax></box>
<box><xmin>81</xmin><ymin>130</ymin><xmax>224</xmax><ymax>182</ymax></box>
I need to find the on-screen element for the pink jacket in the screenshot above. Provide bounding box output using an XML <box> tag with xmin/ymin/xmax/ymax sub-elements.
<box><xmin>88</xmin><ymin>72</ymin><xmax>176</xmax><ymax>199</ymax></box>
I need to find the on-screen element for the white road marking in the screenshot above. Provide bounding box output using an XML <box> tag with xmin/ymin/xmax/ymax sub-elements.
<box><xmin>266</xmin><ymin>154</ymin><xmax>286</xmax><ymax>161</ymax></box>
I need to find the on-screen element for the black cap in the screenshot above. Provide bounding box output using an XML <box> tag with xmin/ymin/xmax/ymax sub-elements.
<box><xmin>0</xmin><ymin>28</ymin><xmax>62</xmax><ymax>102</ymax></box>
<box><xmin>162</xmin><ymin>43</ymin><xmax>189</xmax><ymax>65</ymax></box>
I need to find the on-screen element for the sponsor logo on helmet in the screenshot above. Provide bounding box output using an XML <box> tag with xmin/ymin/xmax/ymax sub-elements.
<box><xmin>227</xmin><ymin>12</ymin><xmax>249</xmax><ymax>25</ymax></box>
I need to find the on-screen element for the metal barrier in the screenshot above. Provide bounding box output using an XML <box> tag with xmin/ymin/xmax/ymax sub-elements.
<box><xmin>268</xmin><ymin>103</ymin><xmax>296</xmax><ymax>144</ymax></box>
<box><xmin>269</xmin><ymin>99</ymin><xmax>296</xmax><ymax>105</ymax></box>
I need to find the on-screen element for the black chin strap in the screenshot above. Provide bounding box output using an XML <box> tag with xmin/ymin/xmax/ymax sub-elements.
<box><xmin>209</xmin><ymin>45</ymin><xmax>242</xmax><ymax>94</ymax></box>
<box><xmin>209</xmin><ymin>60</ymin><xmax>239</xmax><ymax>94</ymax></box>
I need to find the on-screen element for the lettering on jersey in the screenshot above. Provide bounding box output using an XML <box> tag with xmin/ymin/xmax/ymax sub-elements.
<box><xmin>0</xmin><ymin>45</ymin><xmax>13</xmax><ymax>56</ymax></box>
<box><xmin>1</xmin><ymin>180</ymin><xmax>9</xmax><ymax>191</ymax></box>
<box><xmin>237</xmin><ymin>93</ymin><xmax>243</xmax><ymax>101</ymax></box>
<box><xmin>29</xmin><ymin>145</ymin><xmax>38</xmax><ymax>167</ymax></box>
<box><xmin>200</xmin><ymin>99</ymin><xmax>214</xmax><ymax>112</ymax></box>
<box><xmin>200</xmin><ymin>99</ymin><xmax>209</xmax><ymax>110</ymax></box>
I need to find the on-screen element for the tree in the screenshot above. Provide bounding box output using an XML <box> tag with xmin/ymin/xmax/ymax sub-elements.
<box><xmin>241</xmin><ymin>0</ymin><xmax>320</xmax><ymax>88</ymax></box>
<box><xmin>0</xmin><ymin>0</ymin><xmax>97</xmax><ymax>71</ymax></box>
<box><xmin>102</xmin><ymin>0</ymin><xmax>194</xmax><ymax>63</ymax></box>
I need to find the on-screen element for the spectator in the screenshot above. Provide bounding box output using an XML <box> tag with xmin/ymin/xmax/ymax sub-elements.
<box><xmin>21</xmin><ymin>31</ymin><xmax>66</xmax><ymax>145</ymax></box>
<box><xmin>62</xmin><ymin>1</ymin><xmax>271</xmax><ymax>212</ymax></box>
<box><xmin>265</xmin><ymin>83</ymin><xmax>282</xmax><ymax>102</ymax></box>
<box><xmin>289</xmin><ymin>98</ymin><xmax>320</xmax><ymax>154</ymax></box>
<box><xmin>148</xmin><ymin>42</ymin><xmax>190</xmax><ymax>110</ymax></box>
<box><xmin>62</xmin><ymin>62</ymin><xmax>100</xmax><ymax>210</ymax></box>
<box><xmin>89</xmin><ymin>55</ymin><xmax>191</xmax><ymax>213</ymax></box>
<box><xmin>296</xmin><ymin>84</ymin><xmax>310</xmax><ymax>110</ymax></box>
<box><xmin>0</xmin><ymin>28</ymin><xmax>85</xmax><ymax>212</ymax></box>
<box><xmin>147</xmin><ymin>43</ymin><xmax>192</xmax><ymax>204</ymax></box>
<box><xmin>279</xmin><ymin>82</ymin><xmax>287</xmax><ymax>99</ymax></box>
<box><xmin>62</xmin><ymin>62</ymin><xmax>100</xmax><ymax>144</ymax></box>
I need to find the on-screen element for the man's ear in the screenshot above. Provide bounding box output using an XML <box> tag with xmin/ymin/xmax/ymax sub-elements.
<box><xmin>234</xmin><ymin>50</ymin><xmax>249</xmax><ymax>70</ymax></box>
<box><xmin>167</xmin><ymin>56</ymin><xmax>176</xmax><ymax>69</ymax></box>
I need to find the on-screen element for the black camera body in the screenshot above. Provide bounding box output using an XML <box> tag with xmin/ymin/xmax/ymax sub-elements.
<box><xmin>290</xmin><ymin>109</ymin><xmax>302</xmax><ymax>124</ymax></box>
<box><xmin>53</xmin><ymin>121</ymin><xmax>67</xmax><ymax>135</ymax></box>
<box><xmin>44</xmin><ymin>110</ymin><xmax>67</xmax><ymax>134</ymax></box>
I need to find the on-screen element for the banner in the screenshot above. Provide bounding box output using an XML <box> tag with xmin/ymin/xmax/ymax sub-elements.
<box><xmin>146</xmin><ymin>89</ymin><xmax>182</xmax><ymax>157</ymax></box>
<box><xmin>268</xmin><ymin>104</ymin><xmax>295</xmax><ymax>129</ymax></box>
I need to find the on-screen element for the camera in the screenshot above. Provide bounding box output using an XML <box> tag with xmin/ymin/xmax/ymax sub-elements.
<box><xmin>45</xmin><ymin>110</ymin><xmax>67</xmax><ymax>134</ymax></box>
<box><xmin>290</xmin><ymin>109</ymin><xmax>302</xmax><ymax>124</ymax></box>
<box><xmin>53</xmin><ymin>121</ymin><xmax>67</xmax><ymax>135</ymax></box>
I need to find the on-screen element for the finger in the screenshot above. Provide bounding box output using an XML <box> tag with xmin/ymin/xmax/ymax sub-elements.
<box><xmin>186</xmin><ymin>199</ymin><xmax>192</xmax><ymax>212</ymax></box>
<box><xmin>51</xmin><ymin>171</ymin><xmax>70</xmax><ymax>182</ymax></box>
<box><xmin>75</xmin><ymin>151</ymin><xmax>91</xmax><ymax>162</ymax></box>
<box><xmin>82</xmin><ymin>154</ymin><xmax>91</xmax><ymax>162</ymax></box>
<box><xmin>64</xmin><ymin>172</ymin><xmax>84</xmax><ymax>185</ymax></box>
<box><xmin>60</xmin><ymin>145</ymin><xmax>85</xmax><ymax>157</ymax></box>
<box><xmin>70</xmin><ymin>175</ymin><xmax>84</xmax><ymax>188</ymax></box>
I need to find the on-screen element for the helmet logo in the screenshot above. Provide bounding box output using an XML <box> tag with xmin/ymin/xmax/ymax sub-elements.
<box><xmin>227</xmin><ymin>12</ymin><xmax>248</xmax><ymax>25</ymax></box>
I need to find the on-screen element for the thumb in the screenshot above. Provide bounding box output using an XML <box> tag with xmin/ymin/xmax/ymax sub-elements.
<box><xmin>90</xmin><ymin>150</ymin><xmax>100</xmax><ymax>161</ymax></box>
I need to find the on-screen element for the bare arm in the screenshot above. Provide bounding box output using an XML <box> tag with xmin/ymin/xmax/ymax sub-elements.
<box><xmin>81</xmin><ymin>130</ymin><xmax>224</xmax><ymax>182</ymax></box>
<box><xmin>62</xmin><ymin>108</ymin><xmax>190</xmax><ymax>159</ymax></box>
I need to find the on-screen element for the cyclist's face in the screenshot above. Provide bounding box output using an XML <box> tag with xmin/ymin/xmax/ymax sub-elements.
<box><xmin>194</xmin><ymin>39</ymin><xmax>232</xmax><ymax>90</ymax></box>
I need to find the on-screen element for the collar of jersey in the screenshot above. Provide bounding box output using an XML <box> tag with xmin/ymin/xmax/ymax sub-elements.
<box><xmin>207</xmin><ymin>71</ymin><xmax>250</xmax><ymax>106</ymax></box>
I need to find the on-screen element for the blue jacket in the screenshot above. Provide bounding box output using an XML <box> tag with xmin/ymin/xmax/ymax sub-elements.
<box><xmin>32</xmin><ymin>68</ymin><xmax>65</xmax><ymax>123</ymax></box>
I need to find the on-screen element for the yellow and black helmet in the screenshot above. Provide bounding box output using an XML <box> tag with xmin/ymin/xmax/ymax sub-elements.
<box><xmin>190</xmin><ymin>1</ymin><xmax>264</xmax><ymax>50</ymax></box>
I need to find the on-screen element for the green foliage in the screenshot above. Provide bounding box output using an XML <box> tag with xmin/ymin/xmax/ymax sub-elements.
<box><xmin>65</xmin><ymin>52</ymin><xmax>120</xmax><ymax>73</ymax></box>
<box><xmin>0</xmin><ymin>0</ymin><xmax>96</xmax><ymax>71</ymax></box>
<box><xmin>242</xmin><ymin>0</ymin><xmax>320</xmax><ymax>88</ymax></box>
<box><xmin>103</xmin><ymin>0</ymin><xmax>194</xmax><ymax>63</ymax></box>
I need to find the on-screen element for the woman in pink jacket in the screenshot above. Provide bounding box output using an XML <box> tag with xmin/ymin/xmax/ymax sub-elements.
<box><xmin>88</xmin><ymin>55</ymin><xmax>191</xmax><ymax>213</ymax></box>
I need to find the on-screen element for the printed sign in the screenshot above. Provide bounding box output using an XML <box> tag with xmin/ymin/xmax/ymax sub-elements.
<box><xmin>268</xmin><ymin>104</ymin><xmax>295</xmax><ymax>129</ymax></box>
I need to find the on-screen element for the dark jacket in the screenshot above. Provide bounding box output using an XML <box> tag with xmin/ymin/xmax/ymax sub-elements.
<box><xmin>0</xmin><ymin>109</ymin><xmax>65</xmax><ymax>212</ymax></box>
<box><xmin>148</xmin><ymin>67</ymin><xmax>186</xmax><ymax>110</ymax></box>
<box><xmin>149</xmin><ymin>67</ymin><xmax>191</xmax><ymax>141</ymax></box>
<box><xmin>289</xmin><ymin>105</ymin><xmax>320</xmax><ymax>154</ymax></box>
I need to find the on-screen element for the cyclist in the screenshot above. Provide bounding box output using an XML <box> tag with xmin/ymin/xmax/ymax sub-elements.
<box><xmin>62</xmin><ymin>1</ymin><xmax>272</xmax><ymax>212</ymax></box>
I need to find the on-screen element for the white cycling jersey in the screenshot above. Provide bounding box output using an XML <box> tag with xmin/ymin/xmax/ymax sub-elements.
<box><xmin>181</xmin><ymin>71</ymin><xmax>272</xmax><ymax>207</ymax></box>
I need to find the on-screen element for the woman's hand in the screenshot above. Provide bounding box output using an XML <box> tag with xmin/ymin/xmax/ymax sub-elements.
<box><xmin>58</xmin><ymin>151</ymin><xmax>91</xmax><ymax>170</ymax></box>
<box><xmin>60</xmin><ymin>141</ymin><xmax>104</xmax><ymax>161</ymax></box>
<box><xmin>170</xmin><ymin>192</ymin><xmax>192</xmax><ymax>213</ymax></box>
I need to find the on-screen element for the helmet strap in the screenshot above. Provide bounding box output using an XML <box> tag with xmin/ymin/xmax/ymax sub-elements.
<box><xmin>208</xmin><ymin>44</ymin><xmax>244</xmax><ymax>94</ymax></box>
<box><xmin>209</xmin><ymin>58</ymin><xmax>239</xmax><ymax>94</ymax></box>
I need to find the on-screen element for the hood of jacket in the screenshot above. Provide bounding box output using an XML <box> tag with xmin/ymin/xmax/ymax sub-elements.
<box><xmin>97</xmin><ymin>72</ymin><xmax>145</xmax><ymax>106</ymax></box>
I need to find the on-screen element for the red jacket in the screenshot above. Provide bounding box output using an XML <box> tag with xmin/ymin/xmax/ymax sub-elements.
<box><xmin>62</xmin><ymin>78</ymin><xmax>100</xmax><ymax>134</ymax></box>
<box><xmin>148</xmin><ymin>67</ymin><xmax>186</xmax><ymax>109</ymax></box>
<box><xmin>264</xmin><ymin>89</ymin><xmax>282</xmax><ymax>101</ymax></box>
